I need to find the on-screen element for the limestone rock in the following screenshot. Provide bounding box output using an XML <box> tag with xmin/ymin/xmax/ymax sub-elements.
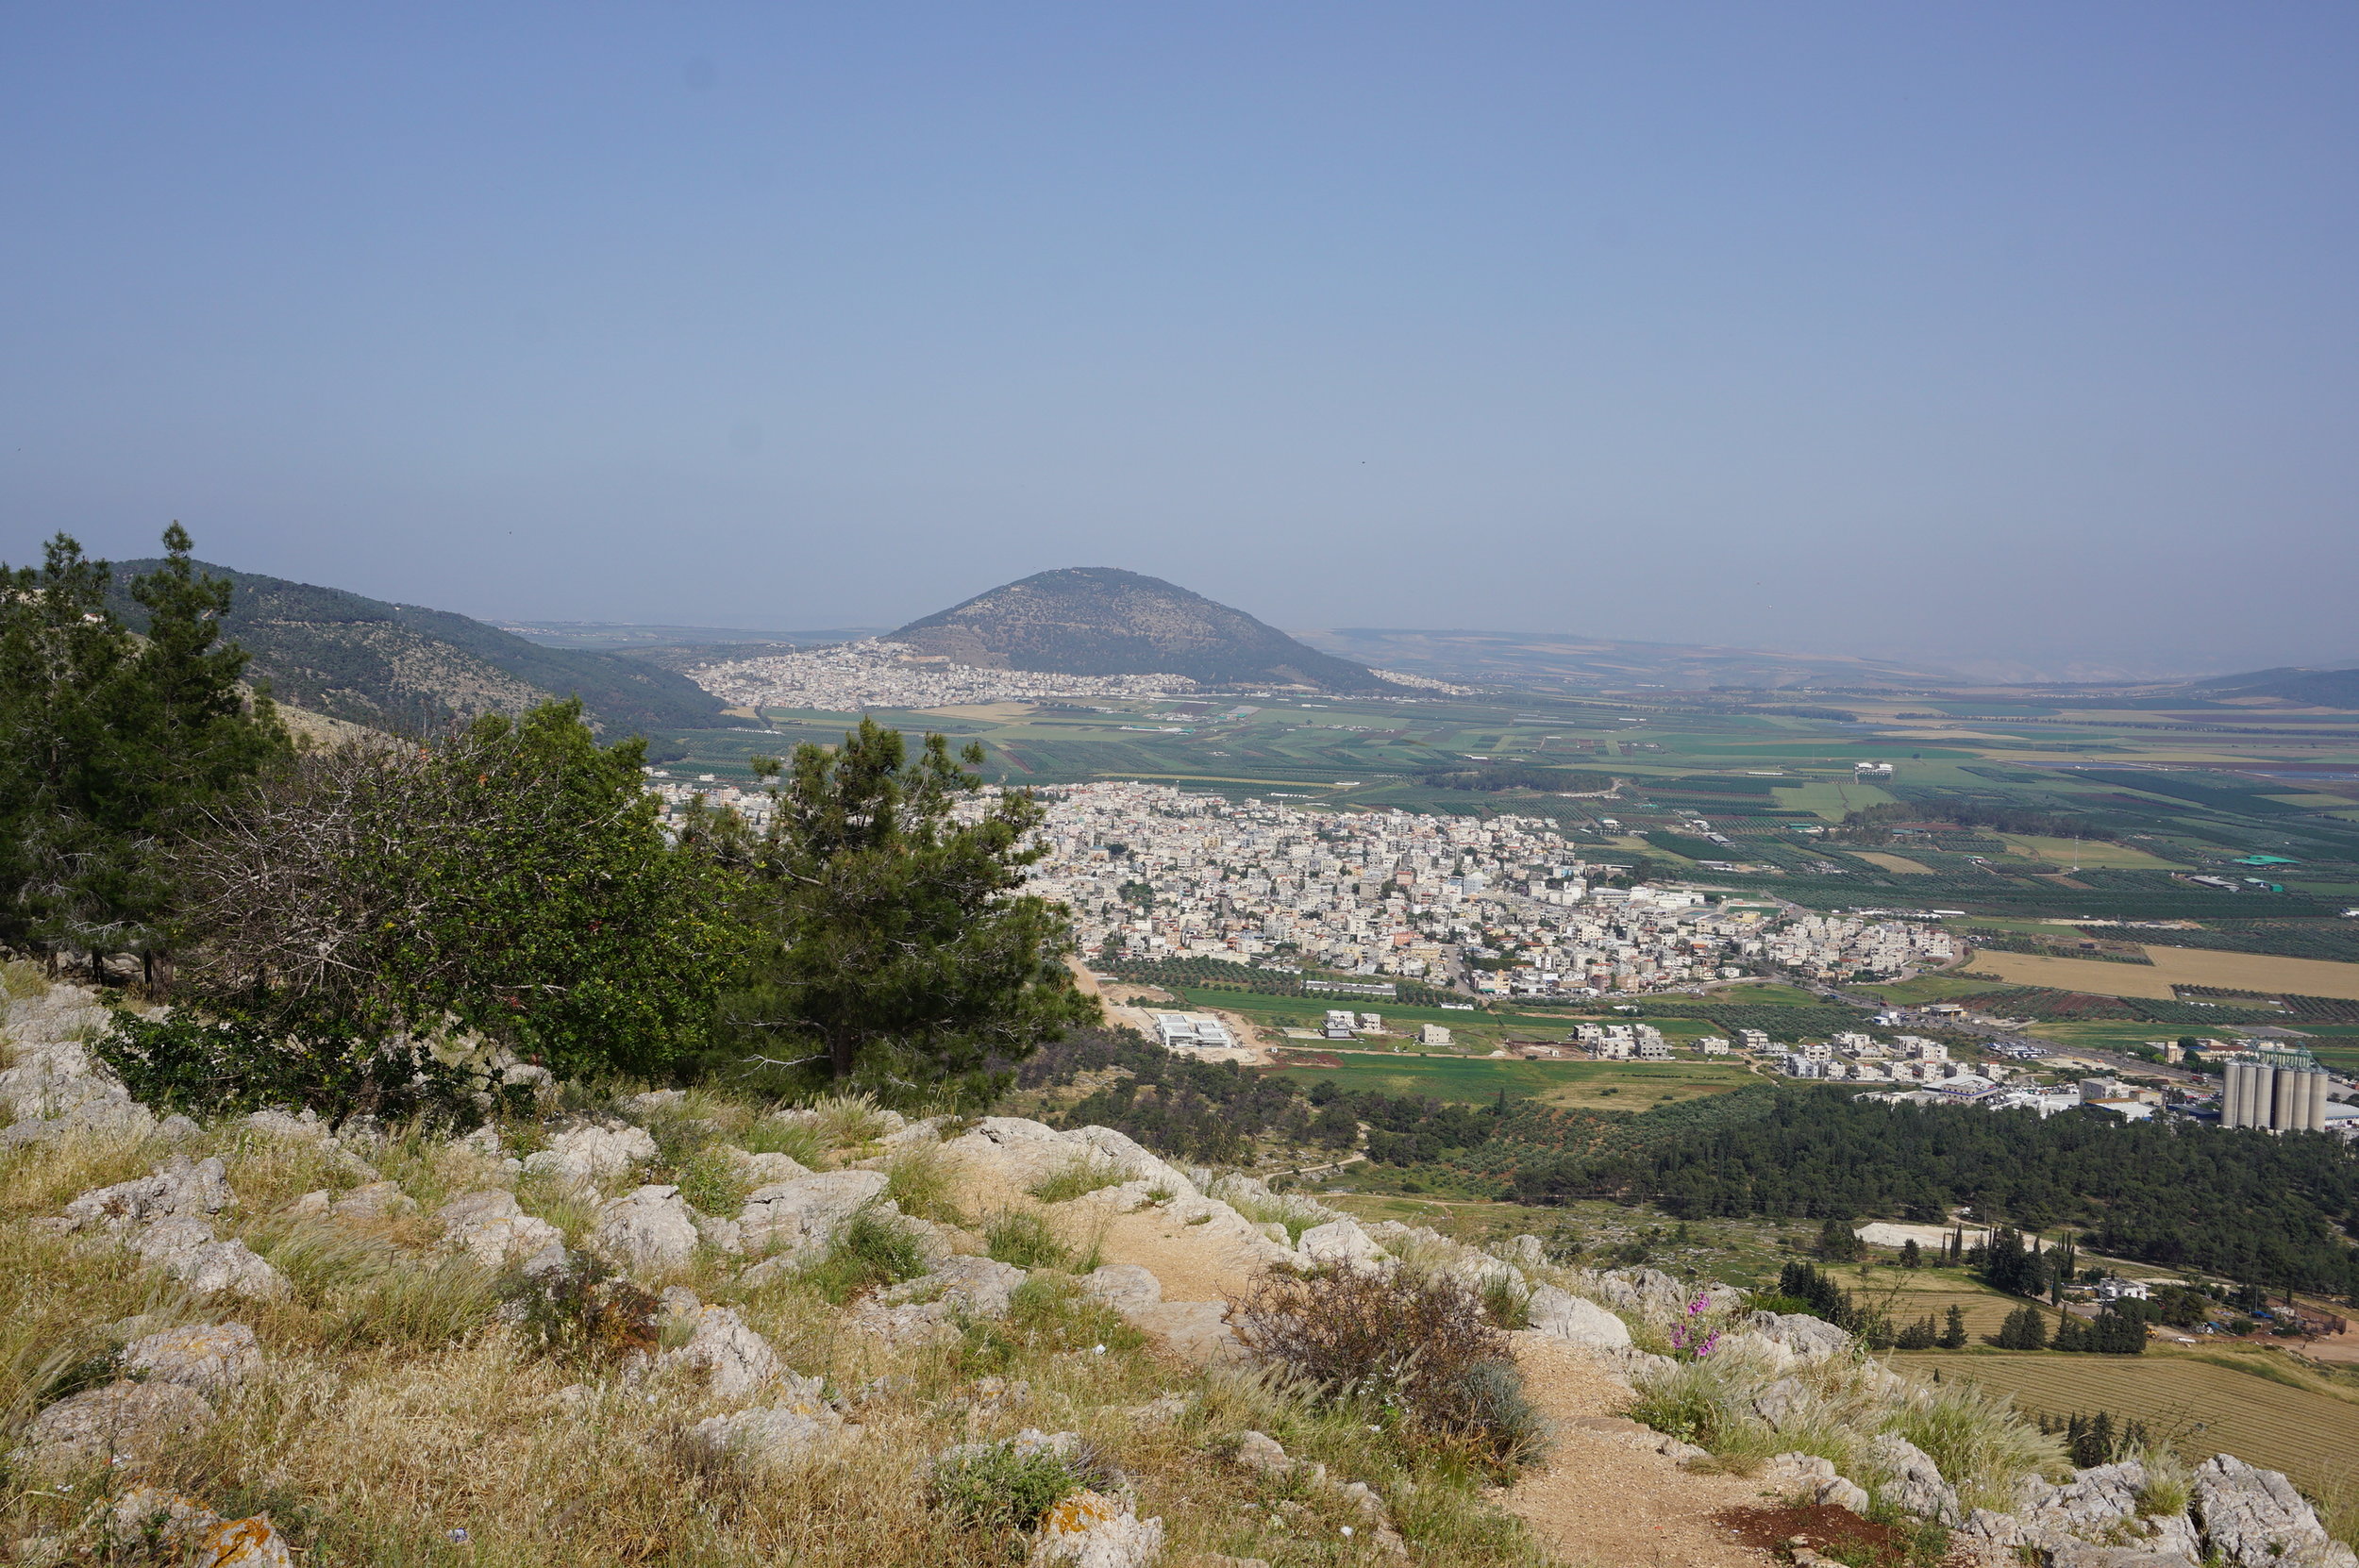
<box><xmin>657</xmin><ymin>1306</ymin><xmax>778</xmax><ymax>1398</ymax></box>
<box><xmin>1295</xmin><ymin>1219</ymin><xmax>1382</xmax><ymax>1269</ymax></box>
<box><xmin>1526</xmin><ymin>1285</ymin><xmax>1632</xmax><ymax>1349</ymax></box>
<box><xmin>593</xmin><ymin>1184</ymin><xmax>701</xmax><ymax>1274</ymax></box>
<box><xmin>883</xmin><ymin>1255</ymin><xmax>1027</xmax><ymax>1318</ymax></box>
<box><xmin>130</xmin><ymin>1221</ymin><xmax>289</xmax><ymax>1301</ymax></box>
<box><xmin>0</xmin><ymin>1039</ymin><xmax>132</xmax><ymax>1120</ymax></box>
<box><xmin>191</xmin><ymin>1516</ymin><xmax>295</xmax><ymax>1567</ymax></box>
<box><xmin>1761</xmin><ymin>1452</ymin><xmax>1837</xmax><ymax>1490</ymax></box>
<box><xmin>1818</xmin><ymin>1477</ymin><xmax>1872</xmax><ymax>1514</ymax></box>
<box><xmin>1497</xmin><ymin>1234</ymin><xmax>1546</xmax><ymax>1268</ymax></box>
<box><xmin>623</xmin><ymin>1089</ymin><xmax>686</xmax><ymax>1115</ymax></box>
<box><xmin>59</xmin><ymin>1156</ymin><xmax>233</xmax><ymax>1232</ymax></box>
<box><xmin>521</xmin><ymin>1123</ymin><xmax>659</xmax><ymax>1184</ymax></box>
<box><xmin>696</xmin><ymin>1216</ymin><xmax>745</xmax><ymax>1254</ymax></box>
<box><xmin>329</xmin><ymin>1181</ymin><xmax>417</xmax><ymax>1219</ymax></box>
<box><xmin>2047</xmin><ymin>1549</ymin><xmax>2200</xmax><ymax>1568</ymax></box>
<box><xmin>727</xmin><ymin>1148</ymin><xmax>813</xmax><ymax>1185</ymax></box>
<box><xmin>1131</xmin><ymin>1300</ymin><xmax>1244</xmax><ymax>1367</ymax></box>
<box><xmin>694</xmin><ymin>1401</ymin><xmax>848</xmax><ymax>1472</ymax></box>
<box><xmin>1868</xmin><ymin>1433</ymin><xmax>1962</xmax><ymax>1525</ymax></box>
<box><xmin>1743</xmin><ymin>1309</ymin><xmax>1855</xmax><ymax>1361</ymax></box>
<box><xmin>1752</xmin><ymin>1376</ymin><xmax>1809</xmax><ymax>1429</ymax></box>
<box><xmin>1079</xmin><ymin>1264</ymin><xmax>1163</xmax><ymax>1315</ymax></box>
<box><xmin>2193</xmin><ymin>1454</ymin><xmax>2357</xmax><ymax>1568</ymax></box>
<box><xmin>110</xmin><ymin>1486</ymin><xmax>220</xmax><ymax>1545</ymax></box>
<box><xmin>243</xmin><ymin>1108</ymin><xmax>330</xmax><ymax>1143</ymax></box>
<box><xmin>0</xmin><ymin>1094</ymin><xmax>159</xmax><ymax>1146</ymax></box>
<box><xmin>20</xmin><ymin>1380</ymin><xmax>214</xmax><ymax>1473</ymax></box>
<box><xmin>736</xmin><ymin>1170</ymin><xmax>889</xmax><ymax>1258</ymax></box>
<box><xmin>1232</xmin><ymin>1429</ymin><xmax>1324</xmax><ymax>1485</ymax></box>
<box><xmin>437</xmin><ymin>1190</ymin><xmax>564</xmax><ymax>1267</ymax></box>
<box><xmin>123</xmin><ymin>1323</ymin><xmax>261</xmax><ymax>1392</ymax></box>
<box><xmin>1029</xmin><ymin>1490</ymin><xmax>1165</xmax><ymax>1568</ymax></box>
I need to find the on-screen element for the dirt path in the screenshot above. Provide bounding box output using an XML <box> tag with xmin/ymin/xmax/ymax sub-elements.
<box><xmin>1501</xmin><ymin>1337</ymin><xmax>1778</xmax><ymax>1568</ymax></box>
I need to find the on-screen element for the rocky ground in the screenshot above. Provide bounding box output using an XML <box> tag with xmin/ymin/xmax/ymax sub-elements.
<box><xmin>2</xmin><ymin>971</ymin><xmax>2353</xmax><ymax>1568</ymax></box>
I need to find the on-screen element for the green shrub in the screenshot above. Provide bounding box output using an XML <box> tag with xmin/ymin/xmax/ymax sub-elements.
<box><xmin>93</xmin><ymin>1009</ymin><xmax>524</xmax><ymax>1132</ymax></box>
<box><xmin>1232</xmin><ymin>1264</ymin><xmax>1540</xmax><ymax>1473</ymax></box>
<box><xmin>672</xmin><ymin>1145</ymin><xmax>752</xmax><ymax>1219</ymax></box>
<box><xmin>929</xmin><ymin>1431</ymin><xmax>1111</xmax><ymax>1538</ymax></box>
<box><xmin>498</xmin><ymin>1252</ymin><xmax>660</xmax><ymax>1365</ymax></box>
<box><xmin>985</xmin><ymin>1209</ymin><xmax>1070</xmax><ymax>1270</ymax></box>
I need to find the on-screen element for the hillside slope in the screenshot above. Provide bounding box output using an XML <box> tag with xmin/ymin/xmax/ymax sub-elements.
<box><xmin>890</xmin><ymin>567</ymin><xmax>1399</xmax><ymax>692</ymax></box>
<box><xmin>107</xmin><ymin>560</ymin><xmax>731</xmax><ymax>736</ymax></box>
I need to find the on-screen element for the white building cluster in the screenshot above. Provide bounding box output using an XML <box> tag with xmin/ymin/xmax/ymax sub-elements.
<box><xmin>1012</xmin><ymin>782</ymin><xmax>1865</xmax><ymax>998</ymax></box>
<box><xmin>645</xmin><ymin>772</ymin><xmax>775</xmax><ymax>833</ymax></box>
<box><xmin>692</xmin><ymin>640</ymin><xmax>1195</xmax><ymax>711</ymax></box>
<box><xmin>1761</xmin><ymin>913</ymin><xmax>1956</xmax><ymax>978</ymax></box>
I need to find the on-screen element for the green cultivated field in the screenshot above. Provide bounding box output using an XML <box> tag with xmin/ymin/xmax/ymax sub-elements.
<box><xmin>1272</xmin><ymin>1049</ymin><xmax>1758</xmax><ymax>1109</ymax></box>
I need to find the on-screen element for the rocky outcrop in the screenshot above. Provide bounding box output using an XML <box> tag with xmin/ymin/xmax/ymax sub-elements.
<box><xmin>656</xmin><ymin>1305</ymin><xmax>779</xmax><ymax>1398</ymax></box>
<box><xmin>737</xmin><ymin>1170</ymin><xmax>890</xmax><ymax>1259</ymax></box>
<box><xmin>592</xmin><ymin>1185</ymin><xmax>702</xmax><ymax>1274</ymax></box>
<box><xmin>123</xmin><ymin>1323</ymin><xmax>262</xmax><ymax>1393</ymax></box>
<box><xmin>1079</xmin><ymin>1264</ymin><xmax>1163</xmax><ymax>1314</ymax></box>
<box><xmin>689</xmin><ymin>1366</ymin><xmax>843</xmax><ymax>1465</ymax></box>
<box><xmin>1029</xmin><ymin>1490</ymin><xmax>1166</xmax><ymax>1568</ymax></box>
<box><xmin>56</xmin><ymin>1156</ymin><xmax>234</xmax><ymax>1232</ymax></box>
<box><xmin>18</xmin><ymin>1380</ymin><xmax>215</xmax><ymax>1474</ymax></box>
<box><xmin>1526</xmin><ymin>1285</ymin><xmax>1631</xmax><ymax>1349</ymax></box>
<box><xmin>521</xmin><ymin>1123</ymin><xmax>659</xmax><ymax>1185</ymax></box>
<box><xmin>436</xmin><ymin>1190</ymin><xmax>564</xmax><ymax>1266</ymax></box>
<box><xmin>2194</xmin><ymin>1455</ymin><xmax>2358</xmax><ymax>1568</ymax></box>
<box><xmin>131</xmin><ymin>1218</ymin><xmax>290</xmax><ymax>1300</ymax></box>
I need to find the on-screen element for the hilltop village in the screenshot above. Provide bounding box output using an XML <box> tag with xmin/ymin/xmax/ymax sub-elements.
<box><xmin>694</xmin><ymin>640</ymin><xmax>1199</xmax><ymax>711</ymax></box>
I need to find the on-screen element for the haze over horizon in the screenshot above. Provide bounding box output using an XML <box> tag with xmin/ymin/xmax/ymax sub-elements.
<box><xmin>6</xmin><ymin>5</ymin><xmax>2355</xmax><ymax>682</ymax></box>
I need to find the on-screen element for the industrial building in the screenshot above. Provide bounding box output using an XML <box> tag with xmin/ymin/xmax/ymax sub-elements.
<box><xmin>2222</xmin><ymin>1047</ymin><xmax>2331</xmax><ymax>1133</ymax></box>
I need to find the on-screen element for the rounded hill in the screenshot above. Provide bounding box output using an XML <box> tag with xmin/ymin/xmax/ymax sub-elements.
<box><xmin>888</xmin><ymin>567</ymin><xmax>1401</xmax><ymax>692</ymax></box>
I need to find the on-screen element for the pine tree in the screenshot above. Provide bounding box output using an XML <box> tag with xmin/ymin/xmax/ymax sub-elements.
<box><xmin>724</xmin><ymin>717</ymin><xmax>1097</xmax><ymax>1099</ymax></box>
<box><xmin>1900</xmin><ymin>1238</ymin><xmax>1922</xmax><ymax>1269</ymax></box>
<box><xmin>0</xmin><ymin>525</ymin><xmax>285</xmax><ymax>979</ymax></box>
<box><xmin>1939</xmin><ymin>1305</ymin><xmax>1968</xmax><ymax>1349</ymax></box>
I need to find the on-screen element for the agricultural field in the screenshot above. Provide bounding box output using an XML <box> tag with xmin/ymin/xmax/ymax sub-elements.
<box><xmin>1997</xmin><ymin>834</ymin><xmax>2193</xmax><ymax>870</ymax></box>
<box><xmin>1970</xmin><ymin>946</ymin><xmax>2359</xmax><ymax>1002</ymax></box>
<box><xmin>1892</xmin><ymin>1349</ymin><xmax>2359</xmax><ymax>1496</ymax></box>
<box><xmin>1269</xmin><ymin>1049</ymin><xmax>1760</xmax><ymax>1110</ymax></box>
<box><xmin>1856</xmin><ymin>974</ymin><xmax>2014</xmax><ymax>1006</ymax></box>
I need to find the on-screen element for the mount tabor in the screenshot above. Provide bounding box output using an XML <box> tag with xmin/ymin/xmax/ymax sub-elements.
<box><xmin>890</xmin><ymin>567</ymin><xmax>1399</xmax><ymax>693</ymax></box>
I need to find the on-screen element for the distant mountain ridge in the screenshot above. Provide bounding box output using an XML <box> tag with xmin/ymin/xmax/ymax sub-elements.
<box><xmin>2194</xmin><ymin>664</ymin><xmax>2359</xmax><ymax>709</ymax></box>
<box><xmin>889</xmin><ymin>567</ymin><xmax>1400</xmax><ymax>692</ymax></box>
<box><xmin>107</xmin><ymin>560</ymin><xmax>731</xmax><ymax>736</ymax></box>
<box><xmin>1291</xmin><ymin>626</ymin><xmax>1964</xmax><ymax>692</ymax></box>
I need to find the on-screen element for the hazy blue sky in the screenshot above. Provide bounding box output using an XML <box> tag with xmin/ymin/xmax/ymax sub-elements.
<box><xmin>5</xmin><ymin>4</ymin><xmax>2354</xmax><ymax>678</ymax></box>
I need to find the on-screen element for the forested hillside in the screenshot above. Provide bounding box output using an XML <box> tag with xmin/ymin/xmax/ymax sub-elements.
<box><xmin>1498</xmin><ymin>1088</ymin><xmax>2359</xmax><ymax>1298</ymax></box>
<box><xmin>107</xmin><ymin>559</ymin><xmax>730</xmax><ymax>736</ymax></box>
